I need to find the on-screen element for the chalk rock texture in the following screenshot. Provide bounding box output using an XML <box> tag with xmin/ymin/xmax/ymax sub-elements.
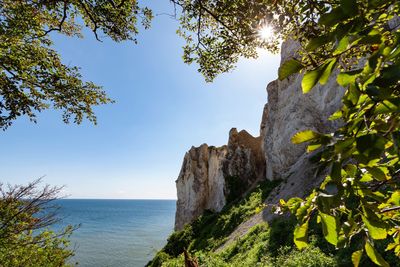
<box><xmin>175</xmin><ymin>128</ymin><xmax>264</xmax><ymax>230</ymax></box>
<box><xmin>262</xmin><ymin>40</ymin><xmax>344</xmax><ymax>181</ymax></box>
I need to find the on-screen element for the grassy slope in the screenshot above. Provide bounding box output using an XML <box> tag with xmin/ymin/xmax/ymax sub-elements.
<box><xmin>147</xmin><ymin>179</ymin><xmax>397</xmax><ymax>267</ymax></box>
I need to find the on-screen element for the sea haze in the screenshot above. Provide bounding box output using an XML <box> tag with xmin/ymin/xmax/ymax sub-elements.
<box><xmin>53</xmin><ymin>199</ymin><xmax>176</xmax><ymax>267</ymax></box>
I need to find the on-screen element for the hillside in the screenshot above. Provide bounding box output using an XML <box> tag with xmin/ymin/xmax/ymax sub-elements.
<box><xmin>147</xmin><ymin>40</ymin><xmax>399</xmax><ymax>267</ymax></box>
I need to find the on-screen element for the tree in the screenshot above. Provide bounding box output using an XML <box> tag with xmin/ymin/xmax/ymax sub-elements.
<box><xmin>0</xmin><ymin>0</ymin><xmax>153</xmax><ymax>129</ymax></box>
<box><xmin>0</xmin><ymin>179</ymin><xmax>78</xmax><ymax>266</ymax></box>
<box><xmin>169</xmin><ymin>0</ymin><xmax>400</xmax><ymax>265</ymax></box>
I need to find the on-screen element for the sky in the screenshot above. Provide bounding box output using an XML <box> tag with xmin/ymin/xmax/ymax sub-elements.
<box><xmin>0</xmin><ymin>2</ymin><xmax>280</xmax><ymax>199</ymax></box>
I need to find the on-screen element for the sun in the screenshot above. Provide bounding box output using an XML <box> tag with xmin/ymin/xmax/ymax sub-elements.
<box><xmin>259</xmin><ymin>24</ymin><xmax>274</xmax><ymax>41</ymax></box>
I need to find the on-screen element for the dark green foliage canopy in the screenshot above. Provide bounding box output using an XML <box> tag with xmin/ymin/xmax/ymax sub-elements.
<box><xmin>0</xmin><ymin>0</ymin><xmax>152</xmax><ymax>129</ymax></box>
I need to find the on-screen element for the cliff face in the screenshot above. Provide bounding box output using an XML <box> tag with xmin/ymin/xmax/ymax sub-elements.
<box><xmin>262</xmin><ymin>40</ymin><xmax>344</xmax><ymax>181</ymax></box>
<box><xmin>175</xmin><ymin>128</ymin><xmax>265</xmax><ymax>230</ymax></box>
<box><xmin>175</xmin><ymin>40</ymin><xmax>344</xmax><ymax>231</ymax></box>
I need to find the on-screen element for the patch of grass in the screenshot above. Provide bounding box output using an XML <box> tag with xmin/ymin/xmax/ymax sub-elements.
<box><xmin>267</xmin><ymin>246</ymin><xmax>338</xmax><ymax>267</ymax></box>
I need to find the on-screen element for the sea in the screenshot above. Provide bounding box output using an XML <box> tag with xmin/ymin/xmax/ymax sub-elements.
<box><xmin>53</xmin><ymin>199</ymin><xmax>176</xmax><ymax>267</ymax></box>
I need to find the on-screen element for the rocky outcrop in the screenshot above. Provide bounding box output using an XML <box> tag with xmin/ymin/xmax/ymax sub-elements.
<box><xmin>262</xmin><ymin>40</ymin><xmax>344</xmax><ymax>181</ymax></box>
<box><xmin>175</xmin><ymin>128</ymin><xmax>265</xmax><ymax>230</ymax></box>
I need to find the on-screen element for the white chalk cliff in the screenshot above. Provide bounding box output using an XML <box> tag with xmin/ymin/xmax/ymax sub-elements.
<box><xmin>175</xmin><ymin>40</ymin><xmax>344</xmax><ymax>231</ymax></box>
<box><xmin>175</xmin><ymin>128</ymin><xmax>265</xmax><ymax>230</ymax></box>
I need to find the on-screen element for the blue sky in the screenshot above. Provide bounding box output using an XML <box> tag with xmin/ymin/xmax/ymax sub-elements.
<box><xmin>0</xmin><ymin>2</ymin><xmax>280</xmax><ymax>199</ymax></box>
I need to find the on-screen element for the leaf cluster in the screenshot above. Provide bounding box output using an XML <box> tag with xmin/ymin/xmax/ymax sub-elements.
<box><xmin>0</xmin><ymin>0</ymin><xmax>153</xmax><ymax>129</ymax></box>
<box><xmin>277</xmin><ymin>1</ymin><xmax>400</xmax><ymax>265</ymax></box>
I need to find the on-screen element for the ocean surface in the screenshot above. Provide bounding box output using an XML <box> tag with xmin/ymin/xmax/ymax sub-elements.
<box><xmin>53</xmin><ymin>199</ymin><xmax>176</xmax><ymax>267</ymax></box>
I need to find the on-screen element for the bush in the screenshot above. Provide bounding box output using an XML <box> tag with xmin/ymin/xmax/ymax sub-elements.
<box><xmin>270</xmin><ymin>246</ymin><xmax>337</xmax><ymax>267</ymax></box>
<box><xmin>0</xmin><ymin>179</ymin><xmax>76</xmax><ymax>267</ymax></box>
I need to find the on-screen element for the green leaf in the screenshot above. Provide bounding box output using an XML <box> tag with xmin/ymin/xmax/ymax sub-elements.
<box><xmin>362</xmin><ymin>215</ymin><xmax>387</xmax><ymax>240</ymax></box>
<box><xmin>319</xmin><ymin>8</ymin><xmax>347</xmax><ymax>27</ymax></box>
<box><xmin>286</xmin><ymin>197</ymin><xmax>303</xmax><ymax>213</ymax></box>
<box><xmin>291</xmin><ymin>130</ymin><xmax>319</xmax><ymax>144</ymax></box>
<box><xmin>278</xmin><ymin>59</ymin><xmax>304</xmax><ymax>80</ymax></box>
<box><xmin>347</xmin><ymin>84</ymin><xmax>361</xmax><ymax>105</ymax></box>
<box><xmin>360</xmin><ymin>173</ymin><xmax>373</xmax><ymax>182</ymax></box>
<box><xmin>307</xmin><ymin>143</ymin><xmax>322</xmax><ymax>152</ymax></box>
<box><xmin>334</xmin><ymin>36</ymin><xmax>350</xmax><ymax>55</ymax></box>
<box><xmin>389</xmin><ymin>191</ymin><xmax>400</xmax><ymax>206</ymax></box>
<box><xmin>320</xmin><ymin>59</ymin><xmax>337</xmax><ymax>85</ymax></box>
<box><xmin>302</xmin><ymin>64</ymin><xmax>325</xmax><ymax>93</ymax></box>
<box><xmin>306</xmin><ymin>35</ymin><xmax>331</xmax><ymax>51</ymax></box>
<box><xmin>331</xmin><ymin>162</ymin><xmax>342</xmax><ymax>182</ymax></box>
<box><xmin>344</xmin><ymin>164</ymin><xmax>357</xmax><ymax>177</ymax></box>
<box><xmin>294</xmin><ymin>220</ymin><xmax>309</xmax><ymax>249</ymax></box>
<box><xmin>356</xmin><ymin>134</ymin><xmax>386</xmax><ymax>159</ymax></box>
<box><xmin>319</xmin><ymin>212</ymin><xmax>338</xmax><ymax>246</ymax></box>
<box><xmin>351</xmin><ymin>250</ymin><xmax>363</xmax><ymax>267</ymax></box>
<box><xmin>365</xmin><ymin>241</ymin><xmax>389</xmax><ymax>267</ymax></box>
<box><xmin>374</xmin><ymin>99</ymin><xmax>400</xmax><ymax>114</ymax></box>
<box><xmin>337</xmin><ymin>70</ymin><xmax>362</xmax><ymax>86</ymax></box>
<box><xmin>329</xmin><ymin>110</ymin><xmax>342</xmax><ymax>120</ymax></box>
<box><xmin>365</xmin><ymin>167</ymin><xmax>390</xmax><ymax>181</ymax></box>
<box><xmin>357</xmin><ymin>34</ymin><xmax>382</xmax><ymax>46</ymax></box>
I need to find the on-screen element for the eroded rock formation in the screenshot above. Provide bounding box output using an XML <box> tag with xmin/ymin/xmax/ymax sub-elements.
<box><xmin>175</xmin><ymin>128</ymin><xmax>265</xmax><ymax>230</ymax></box>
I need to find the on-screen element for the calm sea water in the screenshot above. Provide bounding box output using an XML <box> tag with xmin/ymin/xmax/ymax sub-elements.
<box><xmin>53</xmin><ymin>199</ymin><xmax>176</xmax><ymax>267</ymax></box>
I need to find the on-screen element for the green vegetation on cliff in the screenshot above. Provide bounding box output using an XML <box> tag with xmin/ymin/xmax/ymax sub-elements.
<box><xmin>148</xmin><ymin>179</ymin><xmax>343</xmax><ymax>267</ymax></box>
<box><xmin>148</xmin><ymin>177</ymin><xmax>399</xmax><ymax>267</ymax></box>
<box><xmin>155</xmin><ymin>222</ymin><xmax>338</xmax><ymax>267</ymax></box>
<box><xmin>147</xmin><ymin>179</ymin><xmax>280</xmax><ymax>266</ymax></box>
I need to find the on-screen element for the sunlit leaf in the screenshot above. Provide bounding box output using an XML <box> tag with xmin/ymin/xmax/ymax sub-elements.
<box><xmin>292</xmin><ymin>130</ymin><xmax>319</xmax><ymax>144</ymax></box>
<box><xmin>319</xmin><ymin>212</ymin><xmax>338</xmax><ymax>246</ymax></box>
<box><xmin>337</xmin><ymin>70</ymin><xmax>362</xmax><ymax>86</ymax></box>
<box><xmin>320</xmin><ymin>59</ymin><xmax>337</xmax><ymax>85</ymax></box>
<box><xmin>365</xmin><ymin>241</ymin><xmax>389</xmax><ymax>267</ymax></box>
<box><xmin>351</xmin><ymin>250</ymin><xmax>363</xmax><ymax>267</ymax></box>
<box><xmin>362</xmin><ymin>215</ymin><xmax>387</xmax><ymax>240</ymax></box>
<box><xmin>278</xmin><ymin>59</ymin><xmax>304</xmax><ymax>80</ymax></box>
<box><xmin>294</xmin><ymin>220</ymin><xmax>309</xmax><ymax>249</ymax></box>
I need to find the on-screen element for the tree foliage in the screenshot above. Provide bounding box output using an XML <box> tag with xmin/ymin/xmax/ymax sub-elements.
<box><xmin>170</xmin><ymin>0</ymin><xmax>282</xmax><ymax>82</ymax></box>
<box><xmin>0</xmin><ymin>179</ymin><xmax>77</xmax><ymax>266</ymax></box>
<box><xmin>0</xmin><ymin>0</ymin><xmax>152</xmax><ymax>129</ymax></box>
